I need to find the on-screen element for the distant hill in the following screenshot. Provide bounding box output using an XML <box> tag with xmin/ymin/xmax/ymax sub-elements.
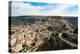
<box><xmin>9</xmin><ymin>16</ymin><xmax>78</xmax><ymax>26</ymax></box>
<box><xmin>64</xmin><ymin>17</ymin><xmax>78</xmax><ymax>26</ymax></box>
<box><xmin>9</xmin><ymin>16</ymin><xmax>48</xmax><ymax>25</ymax></box>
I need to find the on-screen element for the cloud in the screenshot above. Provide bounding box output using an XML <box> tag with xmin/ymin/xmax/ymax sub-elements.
<box><xmin>46</xmin><ymin>4</ymin><xmax>78</xmax><ymax>16</ymax></box>
<box><xmin>11</xmin><ymin>1</ymin><xmax>78</xmax><ymax>16</ymax></box>
<box><xmin>12</xmin><ymin>1</ymin><xmax>48</xmax><ymax>16</ymax></box>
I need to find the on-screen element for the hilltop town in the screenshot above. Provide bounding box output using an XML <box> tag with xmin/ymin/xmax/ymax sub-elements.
<box><xmin>9</xmin><ymin>16</ymin><xmax>78</xmax><ymax>53</ymax></box>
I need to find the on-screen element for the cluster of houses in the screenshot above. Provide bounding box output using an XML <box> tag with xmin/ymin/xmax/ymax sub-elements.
<box><xmin>10</xmin><ymin>23</ymin><xmax>50</xmax><ymax>52</ymax></box>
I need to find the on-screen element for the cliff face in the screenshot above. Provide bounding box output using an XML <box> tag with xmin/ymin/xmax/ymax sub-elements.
<box><xmin>9</xmin><ymin>16</ymin><xmax>78</xmax><ymax>52</ymax></box>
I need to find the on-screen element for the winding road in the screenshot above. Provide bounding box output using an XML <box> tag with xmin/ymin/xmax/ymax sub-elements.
<box><xmin>59</xmin><ymin>33</ymin><xmax>77</xmax><ymax>48</ymax></box>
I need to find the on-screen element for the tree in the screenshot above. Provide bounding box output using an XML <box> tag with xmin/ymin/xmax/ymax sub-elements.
<box><xmin>63</xmin><ymin>24</ymin><xmax>69</xmax><ymax>31</ymax></box>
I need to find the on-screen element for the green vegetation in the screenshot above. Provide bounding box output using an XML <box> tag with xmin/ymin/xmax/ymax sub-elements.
<box><xmin>63</xmin><ymin>24</ymin><xmax>69</xmax><ymax>31</ymax></box>
<box><xmin>38</xmin><ymin>26</ymin><xmax>77</xmax><ymax>51</ymax></box>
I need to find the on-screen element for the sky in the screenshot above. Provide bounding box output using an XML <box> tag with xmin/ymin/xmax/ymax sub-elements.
<box><xmin>10</xmin><ymin>1</ymin><xmax>78</xmax><ymax>16</ymax></box>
